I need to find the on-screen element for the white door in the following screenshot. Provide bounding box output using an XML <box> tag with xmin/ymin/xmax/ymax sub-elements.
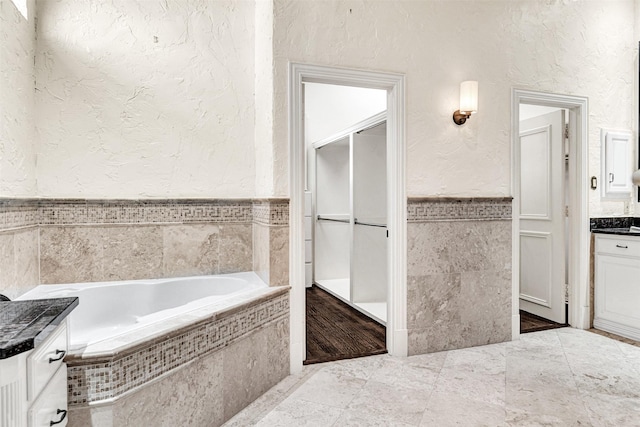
<box><xmin>519</xmin><ymin>110</ymin><xmax>566</xmax><ymax>323</ymax></box>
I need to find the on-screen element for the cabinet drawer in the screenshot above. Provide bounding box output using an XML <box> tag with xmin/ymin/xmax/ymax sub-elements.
<box><xmin>596</xmin><ymin>236</ymin><xmax>640</xmax><ymax>257</ymax></box>
<box><xmin>27</xmin><ymin>321</ymin><xmax>68</xmax><ymax>402</ymax></box>
<box><xmin>28</xmin><ymin>366</ymin><xmax>68</xmax><ymax>427</ymax></box>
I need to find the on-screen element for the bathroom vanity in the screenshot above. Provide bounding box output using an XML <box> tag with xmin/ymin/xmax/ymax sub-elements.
<box><xmin>0</xmin><ymin>298</ymin><xmax>78</xmax><ymax>427</ymax></box>
<box><xmin>592</xmin><ymin>228</ymin><xmax>640</xmax><ymax>341</ymax></box>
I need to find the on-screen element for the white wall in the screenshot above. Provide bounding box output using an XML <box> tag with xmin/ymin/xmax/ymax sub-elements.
<box><xmin>255</xmin><ymin>0</ymin><xmax>275</xmax><ymax>198</ymax></box>
<box><xmin>271</xmin><ymin>0</ymin><xmax>636</xmax><ymax>219</ymax></box>
<box><xmin>1</xmin><ymin>0</ymin><xmax>638</xmax><ymax>214</ymax></box>
<box><xmin>0</xmin><ymin>0</ymin><xmax>37</xmax><ymax>197</ymax></box>
<box><xmin>34</xmin><ymin>0</ymin><xmax>256</xmax><ymax>198</ymax></box>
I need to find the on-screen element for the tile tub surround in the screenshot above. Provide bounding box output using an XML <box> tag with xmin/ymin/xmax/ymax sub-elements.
<box><xmin>0</xmin><ymin>200</ymin><xmax>41</xmax><ymax>298</ymax></box>
<box><xmin>253</xmin><ymin>199</ymin><xmax>289</xmax><ymax>287</ymax></box>
<box><xmin>65</xmin><ymin>288</ymin><xmax>290</xmax><ymax>427</ymax></box>
<box><xmin>0</xmin><ymin>198</ymin><xmax>290</xmax><ymax>286</ymax></box>
<box><xmin>407</xmin><ymin>197</ymin><xmax>512</xmax><ymax>355</ymax></box>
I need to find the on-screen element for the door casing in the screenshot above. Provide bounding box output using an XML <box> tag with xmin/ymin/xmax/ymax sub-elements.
<box><xmin>511</xmin><ymin>89</ymin><xmax>590</xmax><ymax>339</ymax></box>
<box><xmin>289</xmin><ymin>63</ymin><xmax>407</xmax><ymax>373</ymax></box>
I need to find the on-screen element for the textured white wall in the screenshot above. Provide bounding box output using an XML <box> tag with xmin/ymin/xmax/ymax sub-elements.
<box><xmin>35</xmin><ymin>0</ymin><xmax>256</xmax><ymax>198</ymax></box>
<box><xmin>255</xmin><ymin>0</ymin><xmax>274</xmax><ymax>198</ymax></box>
<box><xmin>272</xmin><ymin>0</ymin><xmax>636</xmax><ymax>217</ymax></box>
<box><xmin>0</xmin><ymin>0</ymin><xmax>37</xmax><ymax>197</ymax></box>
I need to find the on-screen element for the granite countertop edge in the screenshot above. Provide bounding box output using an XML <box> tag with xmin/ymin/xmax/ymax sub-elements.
<box><xmin>0</xmin><ymin>297</ymin><xmax>79</xmax><ymax>360</ymax></box>
<box><xmin>592</xmin><ymin>228</ymin><xmax>640</xmax><ymax>236</ymax></box>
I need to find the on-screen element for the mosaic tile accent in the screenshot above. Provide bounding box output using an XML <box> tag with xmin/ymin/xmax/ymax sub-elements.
<box><xmin>0</xmin><ymin>199</ymin><xmax>39</xmax><ymax>230</ymax></box>
<box><xmin>66</xmin><ymin>291</ymin><xmax>289</xmax><ymax>406</ymax></box>
<box><xmin>407</xmin><ymin>197</ymin><xmax>512</xmax><ymax>222</ymax></box>
<box><xmin>252</xmin><ymin>199</ymin><xmax>289</xmax><ymax>226</ymax></box>
<box><xmin>40</xmin><ymin>200</ymin><xmax>253</xmax><ymax>225</ymax></box>
<box><xmin>0</xmin><ymin>199</ymin><xmax>293</xmax><ymax>228</ymax></box>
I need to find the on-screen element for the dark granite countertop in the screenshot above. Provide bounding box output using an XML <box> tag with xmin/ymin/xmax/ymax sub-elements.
<box><xmin>590</xmin><ymin>217</ymin><xmax>640</xmax><ymax>236</ymax></box>
<box><xmin>0</xmin><ymin>297</ymin><xmax>78</xmax><ymax>359</ymax></box>
<box><xmin>592</xmin><ymin>228</ymin><xmax>640</xmax><ymax>236</ymax></box>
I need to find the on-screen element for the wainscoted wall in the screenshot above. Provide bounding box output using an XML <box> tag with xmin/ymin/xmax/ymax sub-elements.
<box><xmin>0</xmin><ymin>200</ymin><xmax>40</xmax><ymax>299</ymax></box>
<box><xmin>406</xmin><ymin>197</ymin><xmax>513</xmax><ymax>355</ymax></box>
<box><xmin>0</xmin><ymin>198</ymin><xmax>290</xmax><ymax>292</ymax></box>
<box><xmin>38</xmin><ymin>200</ymin><xmax>254</xmax><ymax>284</ymax></box>
<box><xmin>253</xmin><ymin>199</ymin><xmax>289</xmax><ymax>287</ymax></box>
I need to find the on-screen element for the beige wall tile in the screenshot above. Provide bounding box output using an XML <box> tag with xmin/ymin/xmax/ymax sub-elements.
<box><xmin>0</xmin><ymin>233</ymin><xmax>16</xmax><ymax>298</ymax></box>
<box><xmin>112</xmin><ymin>352</ymin><xmax>225</xmax><ymax>427</ymax></box>
<box><xmin>14</xmin><ymin>228</ymin><xmax>39</xmax><ymax>289</ymax></box>
<box><xmin>269</xmin><ymin>226</ymin><xmax>289</xmax><ymax>286</ymax></box>
<box><xmin>40</xmin><ymin>226</ymin><xmax>104</xmax><ymax>284</ymax></box>
<box><xmin>67</xmin><ymin>406</ymin><xmax>114</xmax><ymax>427</ymax></box>
<box><xmin>162</xmin><ymin>224</ymin><xmax>220</xmax><ymax>277</ymax></box>
<box><xmin>252</xmin><ymin>222</ymin><xmax>270</xmax><ymax>283</ymax></box>
<box><xmin>101</xmin><ymin>226</ymin><xmax>163</xmax><ymax>281</ymax></box>
<box><xmin>407</xmin><ymin>220</ymin><xmax>512</xmax><ymax>355</ymax></box>
<box><xmin>219</xmin><ymin>224</ymin><xmax>252</xmax><ymax>274</ymax></box>
<box><xmin>223</xmin><ymin>317</ymin><xmax>290</xmax><ymax>420</ymax></box>
<box><xmin>0</xmin><ymin>228</ymin><xmax>38</xmax><ymax>298</ymax></box>
<box><xmin>408</xmin><ymin>221</ymin><xmax>512</xmax><ymax>276</ymax></box>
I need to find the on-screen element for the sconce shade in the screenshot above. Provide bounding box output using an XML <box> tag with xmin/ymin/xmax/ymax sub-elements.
<box><xmin>459</xmin><ymin>81</ymin><xmax>478</xmax><ymax>114</ymax></box>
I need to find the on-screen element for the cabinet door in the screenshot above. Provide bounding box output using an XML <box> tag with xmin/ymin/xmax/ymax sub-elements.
<box><xmin>594</xmin><ymin>254</ymin><xmax>640</xmax><ymax>338</ymax></box>
<box><xmin>601</xmin><ymin>129</ymin><xmax>632</xmax><ymax>198</ymax></box>
<box><xmin>28</xmin><ymin>366</ymin><xmax>68</xmax><ymax>427</ymax></box>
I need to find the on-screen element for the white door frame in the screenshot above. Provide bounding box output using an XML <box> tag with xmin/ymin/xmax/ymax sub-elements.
<box><xmin>289</xmin><ymin>63</ymin><xmax>407</xmax><ymax>373</ymax></box>
<box><xmin>511</xmin><ymin>89</ymin><xmax>590</xmax><ymax>340</ymax></box>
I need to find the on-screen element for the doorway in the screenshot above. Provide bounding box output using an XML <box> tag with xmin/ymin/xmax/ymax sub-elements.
<box><xmin>511</xmin><ymin>89</ymin><xmax>590</xmax><ymax>340</ymax></box>
<box><xmin>304</xmin><ymin>83</ymin><xmax>388</xmax><ymax>363</ymax></box>
<box><xmin>289</xmin><ymin>64</ymin><xmax>407</xmax><ymax>373</ymax></box>
<box><xmin>518</xmin><ymin>105</ymin><xmax>569</xmax><ymax>331</ymax></box>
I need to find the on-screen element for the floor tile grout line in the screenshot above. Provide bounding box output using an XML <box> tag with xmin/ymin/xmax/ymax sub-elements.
<box><xmin>555</xmin><ymin>329</ymin><xmax>601</xmax><ymax>426</ymax></box>
<box><xmin>416</xmin><ymin>348</ymin><xmax>451</xmax><ymax>426</ymax></box>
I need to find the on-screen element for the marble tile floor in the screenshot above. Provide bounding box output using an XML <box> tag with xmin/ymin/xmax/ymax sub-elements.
<box><xmin>224</xmin><ymin>328</ymin><xmax>640</xmax><ymax>426</ymax></box>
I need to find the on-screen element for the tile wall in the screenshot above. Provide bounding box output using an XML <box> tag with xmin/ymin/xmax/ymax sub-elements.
<box><xmin>66</xmin><ymin>289</ymin><xmax>290</xmax><ymax>427</ymax></box>
<box><xmin>406</xmin><ymin>197</ymin><xmax>513</xmax><ymax>355</ymax></box>
<box><xmin>252</xmin><ymin>199</ymin><xmax>290</xmax><ymax>286</ymax></box>
<box><xmin>0</xmin><ymin>198</ymin><xmax>290</xmax><ymax>292</ymax></box>
<box><xmin>0</xmin><ymin>200</ymin><xmax>40</xmax><ymax>299</ymax></box>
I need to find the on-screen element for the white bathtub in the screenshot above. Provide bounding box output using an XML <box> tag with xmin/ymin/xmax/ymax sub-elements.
<box><xmin>18</xmin><ymin>271</ymin><xmax>270</xmax><ymax>355</ymax></box>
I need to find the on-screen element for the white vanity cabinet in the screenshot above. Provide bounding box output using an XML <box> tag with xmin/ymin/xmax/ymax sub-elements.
<box><xmin>0</xmin><ymin>319</ymin><xmax>69</xmax><ymax>427</ymax></box>
<box><xmin>594</xmin><ymin>234</ymin><xmax>640</xmax><ymax>341</ymax></box>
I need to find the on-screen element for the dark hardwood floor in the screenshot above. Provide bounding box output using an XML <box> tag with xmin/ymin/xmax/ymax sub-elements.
<box><xmin>520</xmin><ymin>310</ymin><xmax>567</xmax><ymax>333</ymax></box>
<box><xmin>305</xmin><ymin>285</ymin><xmax>386</xmax><ymax>365</ymax></box>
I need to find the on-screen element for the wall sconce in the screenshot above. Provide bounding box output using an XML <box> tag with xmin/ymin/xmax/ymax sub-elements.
<box><xmin>452</xmin><ymin>80</ymin><xmax>478</xmax><ymax>125</ymax></box>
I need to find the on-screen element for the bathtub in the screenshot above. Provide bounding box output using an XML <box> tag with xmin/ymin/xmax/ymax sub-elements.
<box><xmin>17</xmin><ymin>271</ymin><xmax>290</xmax><ymax>419</ymax></box>
<box><xmin>18</xmin><ymin>271</ymin><xmax>272</xmax><ymax>355</ymax></box>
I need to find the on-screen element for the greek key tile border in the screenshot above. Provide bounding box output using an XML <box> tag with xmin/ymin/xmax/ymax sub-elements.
<box><xmin>0</xmin><ymin>198</ymin><xmax>291</xmax><ymax>228</ymax></box>
<box><xmin>67</xmin><ymin>290</ymin><xmax>289</xmax><ymax>406</ymax></box>
<box><xmin>252</xmin><ymin>199</ymin><xmax>290</xmax><ymax>226</ymax></box>
<box><xmin>408</xmin><ymin>197</ymin><xmax>512</xmax><ymax>222</ymax></box>
<box><xmin>0</xmin><ymin>199</ymin><xmax>40</xmax><ymax>230</ymax></box>
<box><xmin>40</xmin><ymin>200</ymin><xmax>254</xmax><ymax>225</ymax></box>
